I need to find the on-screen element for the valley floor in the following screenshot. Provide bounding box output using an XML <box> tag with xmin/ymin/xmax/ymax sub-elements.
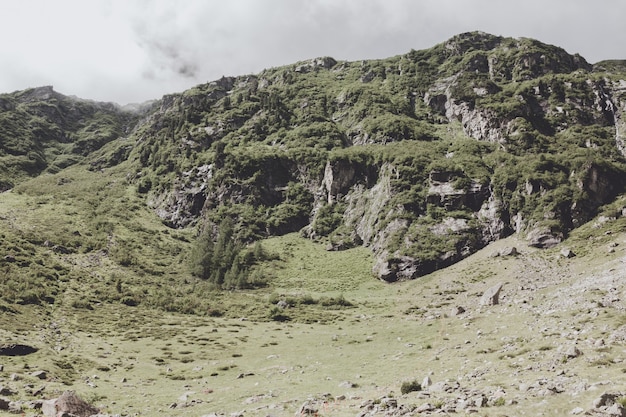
<box><xmin>1</xmin><ymin>219</ymin><xmax>626</xmax><ymax>417</ymax></box>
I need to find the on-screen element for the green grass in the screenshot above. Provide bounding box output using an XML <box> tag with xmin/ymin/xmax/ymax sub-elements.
<box><xmin>0</xmin><ymin>216</ymin><xmax>626</xmax><ymax>415</ymax></box>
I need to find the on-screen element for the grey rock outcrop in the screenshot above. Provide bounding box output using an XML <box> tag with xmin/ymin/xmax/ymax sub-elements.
<box><xmin>527</xmin><ymin>227</ymin><xmax>563</xmax><ymax>248</ymax></box>
<box><xmin>480</xmin><ymin>283</ymin><xmax>504</xmax><ymax>306</ymax></box>
<box><xmin>42</xmin><ymin>391</ymin><xmax>99</xmax><ymax>417</ymax></box>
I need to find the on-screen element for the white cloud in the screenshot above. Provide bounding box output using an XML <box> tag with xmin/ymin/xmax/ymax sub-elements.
<box><xmin>0</xmin><ymin>0</ymin><xmax>623</xmax><ymax>104</ymax></box>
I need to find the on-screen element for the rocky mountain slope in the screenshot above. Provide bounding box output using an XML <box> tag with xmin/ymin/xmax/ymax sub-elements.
<box><xmin>131</xmin><ymin>31</ymin><xmax>626</xmax><ymax>281</ymax></box>
<box><xmin>1</xmin><ymin>31</ymin><xmax>626</xmax><ymax>284</ymax></box>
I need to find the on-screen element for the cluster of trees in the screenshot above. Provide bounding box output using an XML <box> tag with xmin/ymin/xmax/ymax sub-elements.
<box><xmin>190</xmin><ymin>218</ymin><xmax>270</xmax><ymax>289</ymax></box>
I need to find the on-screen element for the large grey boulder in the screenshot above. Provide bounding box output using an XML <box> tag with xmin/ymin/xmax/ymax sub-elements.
<box><xmin>480</xmin><ymin>283</ymin><xmax>504</xmax><ymax>306</ymax></box>
<box><xmin>42</xmin><ymin>391</ymin><xmax>99</xmax><ymax>417</ymax></box>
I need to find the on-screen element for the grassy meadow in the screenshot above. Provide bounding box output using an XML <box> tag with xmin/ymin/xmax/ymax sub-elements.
<box><xmin>1</xmin><ymin>171</ymin><xmax>626</xmax><ymax>415</ymax></box>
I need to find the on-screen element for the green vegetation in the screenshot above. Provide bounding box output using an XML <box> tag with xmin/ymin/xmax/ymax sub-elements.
<box><xmin>1</xmin><ymin>31</ymin><xmax>626</xmax><ymax>311</ymax></box>
<box><xmin>400</xmin><ymin>380</ymin><xmax>422</xmax><ymax>394</ymax></box>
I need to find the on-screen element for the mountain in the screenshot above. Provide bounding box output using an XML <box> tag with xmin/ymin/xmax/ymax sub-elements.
<box><xmin>2</xmin><ymin>31</ymin><xmax>626</xmax><ymax>290</ymax></box>
<box><xmin>129</xmin><ymin>31</ymin><xmax>626</xmax><ymax>281</ymax></box>
<box><xmin>2</xmin><ymin>31</ymin><xmax>626</xmax><ymax>417</ymax></box>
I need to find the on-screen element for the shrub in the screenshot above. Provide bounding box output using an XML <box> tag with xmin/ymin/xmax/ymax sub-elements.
<box><xmin>320</xmin><ymin>294</ymin><xmax>353</xmax><ymax>308</ymax></box>
<box><xmin>400</xmin><ymin>380</ymin><xmax>422</xmax><ymax>394</ymax></box>
<box><xmin>70</xmin><ymin>299</ymin><xmax>94</xmax><ymax>310</ymax></box>
<box><xmin>267</xmin><ymin>306</ymin><xmax>290</xmax><ymax>322</ymax></box>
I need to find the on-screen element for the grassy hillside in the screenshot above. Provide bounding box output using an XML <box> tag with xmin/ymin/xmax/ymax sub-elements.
<box><xmin>0</xmin><ymin>207</ymin><xmax>625</xmax><ymax>416</ymax></box>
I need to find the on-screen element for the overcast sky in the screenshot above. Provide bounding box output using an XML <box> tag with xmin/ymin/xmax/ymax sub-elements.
<box><xmin>0</xmin><ymin>0</ymin><xmax>624</xmax><ymax>105</ymax></box>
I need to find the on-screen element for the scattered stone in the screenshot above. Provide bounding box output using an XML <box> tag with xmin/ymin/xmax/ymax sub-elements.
<box><xmin>564</xmin><ymin>346</ymin><xmax>583</xmax><ymax>358</ymax></box>
<box><xmin>7</xmin><ymin>401</ymin><xmax>23</xmax><ymax>414</ymax></box>
<box><xmin>31</xmin><ymin>370</ymin><xmax>47</xmax><ymax>380</ymax></box>
<box><xmin>500</xmin><ymin>246</ymin><xmax>519</xmax><ymax>257</ymax></box>
<box><xmin>0</xmin><ymin>386</ymin><xmax>14</xmax><ymax>396</ymax></box>
<box><xmin>42</xmin><ymin>399</ymin><xmax>57</xmax><ymax>417</ymax></box>
<box><xmin>276</xmin><ymin>300</ymin><xmax>289</xmax><ymax>309</ymax></box>
<box><xmin>0</xmin><ymin>398</ymin><xmax>9</xmax><ymax>410</ymax></box>
<box><xmin>606</xmin><ymin>403</ymin><xmax>626</xmax><ymax>417</ymax></box>
<box><xmin>570</xmin><ymin>407</ymin><xmax>584</xmax><ymax>415</ymax></box>
<box><xmin>470</xmin><ymin>394</ymin><xmax>487</xmax><ymax>407</ymax></box>
<box><xmin>178</xmin><ymin>392</ymin><xmax>192</xmax><ymax>402</ymax></box>
<box><xmin>52</xmin><ymin>245</ymin><xmax>72</xmax><ymax>254</ymax></box>
<box><xmin>298</xmin><ymin>400</ymin><xmax>318</xmax><ymax>415</ymax></box>
<box><xmin>480</xmin><ymin>283</ymin><xmax>504</xmax><ymax>306</ymax></box>
<box><xmin>380</xmin><ymin>397</ymin><xmax>397</xmax><ymax>408</ymax></box>
<box><xmin>451</xmin><ymin>306</ymin><xmax>466</xmax><ymax>316</ymax></box>
<box><xmin>339</xmin><ymin>380</ymin><xmax>358</xmax><ymax>388</ymax></box>
<box><xmin>415</xmin><ymin>403</ymin><xmax>435</xmax><ymax>413</ymax></box>
<box><xmin>560</xmin><ymin>248</ymin><xmax>576</xmax><ymax>258</ymax></box>
<box><xmin>592</xmin><ymin>392</ymin><xmax>624</xmax><ymax>409</ymax></box>
<box><xmin>42</xmin><ymin>391</ymin><xmax>99</xmax><ymax>417</ymax></box>
<box><xmin>422</xmin><ymin>376</ymin><xmax>432</xmax><ymax>388</ymax></box>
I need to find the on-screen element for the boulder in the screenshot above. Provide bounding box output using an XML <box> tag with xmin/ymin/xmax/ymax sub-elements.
<box><xmin>415</xmin><ymin>403</ymin><xmax>435</xmax><ymax>413</ymax></box>
<box><xmin>592</xmin><ymin>392</ymin><xmax>623</xmax><ymax>409</ymax></box>
<box><xmin>606</xmin><ymin>403</ymin><xmax>626</xmax><ymax>417</ymax></box>
<box><xmin>43</xmin><ymin>391</ymin><xmax>99</xmax><ymax>417</ymax></box>
<box><xmin>480</xmin><ymin>283</ymin><xmax>504</xmax><ymax>306</ymax></box>
<box><xmin>451</xmin><ymin>306</ymin><xmax>466</xmax><ymax>316</ymax></box>
<box><xmin>564</xmin><ymin>345</ymin><xmax>583</xmax><ymax>358</ymax></box>
<box><xmin>499</xmin><ymin>246</ymin><xmax>519</xmax><ymax>257</ymax></box>
<box><xmin>527</xmin><ymin>227</ymin><xmax>562</xmax><ymax>248</ymax></box>
<box><xmin>298</xmin><ymin>400</ymin><xmax>318</xmax><ymax>415</ymax></box>
<box><xmin>31</xmin><ymin>370</ymin><xmax>47</xmax><ymax>380</ymax></box>
<box><xmin>42</xmin><ymin>399</ymin><xmax>57</xmax><ymax>417</ymax></box>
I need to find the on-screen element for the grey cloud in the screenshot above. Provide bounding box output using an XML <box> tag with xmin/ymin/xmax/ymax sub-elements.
<box><xmin>2</xmin><ymin>0</ymin><xmax>625</xmax><ymax>104</ymax></box>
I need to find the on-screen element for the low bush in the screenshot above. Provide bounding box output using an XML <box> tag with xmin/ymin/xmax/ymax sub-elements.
<box><xmin>400</xmin><ymin>380</ymin><xmax>422</xmax><ymax>394</ymax></box>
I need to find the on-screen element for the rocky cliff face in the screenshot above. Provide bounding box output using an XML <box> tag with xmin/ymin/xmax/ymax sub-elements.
<box><xmin>5</xmin><ymin>32</ymin><xmax>625</xmax><ymax>282</ymax></box>
<box><xmin>127</xmin><ymin>32</ymin><xmax>626</xmax><ymax>281</ymax></box>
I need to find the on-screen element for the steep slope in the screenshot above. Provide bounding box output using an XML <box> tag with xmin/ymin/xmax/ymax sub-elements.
<box><xmin>125</xmin><ymin>31</ymin><xmax>626</xmax><ymax>281</ymax></box>
<box><xmin>2</xmin><ymin>32</ymin><xmax>626</xmax><ymax>285</ymax></box>
<box><xmin>0</xmin><ymin>86</ymin><xmax>146</xmax><ymax>190</ymax></box>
